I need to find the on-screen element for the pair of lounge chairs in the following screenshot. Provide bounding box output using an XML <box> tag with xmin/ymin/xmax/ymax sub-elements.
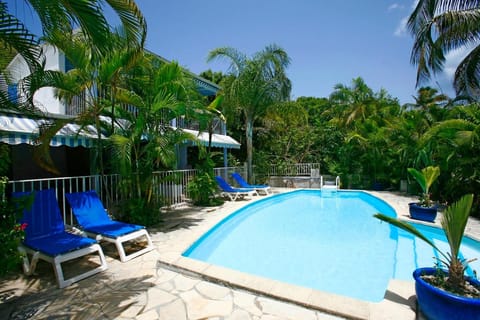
<box><xmin>14</xmin><ymin>189</ymin><xmax>153</xmax><ymax>288</ymax></box>
<box><xmin>215</xmin><ymin>173</ymin><xmax>271</xmax><ymax>201</ymax></box>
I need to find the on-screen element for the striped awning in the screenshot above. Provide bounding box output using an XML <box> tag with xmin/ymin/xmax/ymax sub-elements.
<box><xmin>0</xmin><ymin>114</ymin><xmax>102</xmax><ymax>148</ymax></box>
<box><xmin>182</xmin><ymin>128</ymin><xmax>241</xmax><ymax>149</ymax></box>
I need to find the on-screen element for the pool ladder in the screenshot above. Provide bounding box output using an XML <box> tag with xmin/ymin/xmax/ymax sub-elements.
<box><xmin>320</xmin><ymin>176</ymin><xmax>340</xmax><ymax>191</ymax></box>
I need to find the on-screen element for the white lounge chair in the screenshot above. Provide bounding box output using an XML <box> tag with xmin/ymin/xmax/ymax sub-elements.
<box><xmin>65</xmin><ymin>191</ymin><xmax>154</xmax><ymax>262</ymax></box>
<box><xmin>231</xmin><ymin>172</ymin><xmax>271</xmax><ymax>195</ymax></box>
<box><xmin>215</xmin><ymin>176</ymin><xmax>257</xmax><ymax>201</ymax></box>
<box><xmin>14</xmin><ymin>189</ymin><xmax>108</xmax><ymax>288</ymax></box>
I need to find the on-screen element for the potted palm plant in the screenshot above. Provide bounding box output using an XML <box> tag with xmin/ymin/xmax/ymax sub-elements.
<box><xmin>407</xmin><ymin>166</ymin><xmax>440</xmax><ymax>222</ymax></box>
<box><xmin>374</xmin><ymin>194</ymin><xmax>480</xmax><ymax>320</ymax></box>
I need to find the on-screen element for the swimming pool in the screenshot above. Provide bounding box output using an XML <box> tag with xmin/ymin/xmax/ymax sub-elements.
<box><xmin>183</xmin><ymin>190</ymin><xmax>480</xmax><ymax>302</ymax></box>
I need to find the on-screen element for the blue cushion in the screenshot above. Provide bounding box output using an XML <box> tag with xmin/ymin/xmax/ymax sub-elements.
<box><xmin>84</xmin><ymin>221</ymin><xmax>143</xmax><ymax>239</ymax></box>
<box><xmin>66</xmin><ymin>191</ymin><xmax>144</xmax><ymax>238</ymax></box>
<box><xmin>23</xmin><ymin>233</ymin><xmax>97</xmax><ymax>257</ymax></box>
<box><xmin>65</xmin><ymin>191</ymin><xmax>114</xmax><ymax>229</ymax></box>
<box><xmin>13</xmin><ymin>189</ymin><xmax>65</xmax><ymax>240</ymax></box>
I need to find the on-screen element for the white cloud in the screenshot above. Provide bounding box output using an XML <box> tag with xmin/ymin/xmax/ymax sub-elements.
<box><xmin>394</xmin><ymin>17</ymin><xmax>409</xmax><ymax>37</ymax></box>
<box><xmin>430</xmin><ymin>46</ymin><xmax>472</xmax><ymax>97</ymax></box>
<box><xmin>388</xmin><ymin>3</ymin><xmax>404</xmax><ymax>11</ymax></box>
<box><xmin>443</xmin><ymin>46</ymin><xmax>471</xmax><ymax>78</ymax></box>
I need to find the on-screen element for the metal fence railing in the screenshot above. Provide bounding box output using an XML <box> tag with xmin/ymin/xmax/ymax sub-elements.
<box><xmin>8</xmin><ymin>174</ymin><xmax>121</xmax><ymax>226</ymax></box>
<box><xmin>7</xmin><ymin>164</ymin><xmax>324</xmax><ymax>223</ymax></box>
<box><xmin>7</xmin><ymin>166</ymin><xmax>247</xmax><ymax>224</ymax></box>
<box><xmin>268</xmin><ymin>163</ymin><xmax>321</xmax><ymax>177</ymax></box>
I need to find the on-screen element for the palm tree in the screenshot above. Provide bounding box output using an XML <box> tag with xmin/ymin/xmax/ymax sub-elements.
<box><xmin>329</xmin><ymin>77</ymin><xmax>376</xmax><ymax>127</ymax></box>
<box><xmin>409</xmin><ymin>0</ymin><xmax>480</xmax><ymax>99</ymax></box>
<box><xmin>207</xmin><ymin>44</ymin><xmax>291</xmax><ymax>182</ymax></box>
<box><xmin>39</xmin><ymin>29</ymin><xmax>141</xmax><ymax>174</ymax></box>
<box><xmin>406</xmin><ymin>87</ymin><xmax>450</xmax><ymax>111</ymax></box>
<box><xmin>110</xmin><ymin>55</ymin><xmax>200</xmax><ymax>224</ymax></box>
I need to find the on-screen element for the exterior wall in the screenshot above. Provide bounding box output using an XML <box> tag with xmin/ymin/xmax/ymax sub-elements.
<box><xmin>5</xmin><ymin>44</ymin><xmax>65</xmax><ymax>114</ymax></box>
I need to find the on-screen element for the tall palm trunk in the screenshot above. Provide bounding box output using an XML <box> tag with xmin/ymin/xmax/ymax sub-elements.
<box><xmin>246</xmin><ymin>115</ymin><xmax>254</xmax><ymax>182</ymax></box>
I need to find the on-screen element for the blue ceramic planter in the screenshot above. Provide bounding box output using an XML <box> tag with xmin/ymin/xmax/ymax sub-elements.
<box><xmin>409</xmin><ymin>202</ymin><xmax>437</xmax><ymax>222</ymax></box>
<box><xmin>413</xmin><ymin>268</ymin><xmax>480</xmax><ymax>320</ymax></box>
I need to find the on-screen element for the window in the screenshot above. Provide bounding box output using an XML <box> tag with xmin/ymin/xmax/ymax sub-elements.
<box><xmin>7</xmin><ymin>83</ymin><xmax>17</xmax><ymax>102</ymax></box>
<box><xmin>65</xmin><ymin>56</ymin><xmax>74</xmax><ymax>72</ymax></box>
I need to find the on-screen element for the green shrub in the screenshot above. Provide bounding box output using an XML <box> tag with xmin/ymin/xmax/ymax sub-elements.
<box><xmin>0</xmin><ymin>177</ymin><xmax>27</xmax><ymax>276</ymax></box>
<box><xmin>187</xmin><ymin>154</ymin><xmax>224</xmax><ymax>206</ymax></box>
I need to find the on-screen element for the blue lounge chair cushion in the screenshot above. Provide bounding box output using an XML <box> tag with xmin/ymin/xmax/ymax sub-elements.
<box><xmin>65</xmin><ymin>191</ymin><xmax>144</xmax><ymax>239</ymax></box>
<box><xmin>23</xmin><ymin>233</ymin><xmax>97</xmax><ymax>257</ymax></box>
<box><xmin>215</xmin><ymin>176</ymin><xmax>255</xmax><ymax>193</ymax></box>
<box><xmin>232</xmin><ymin>172</ymin><xmax>268</xmax><ymax>188</ymax></box>
<box><xmin>81</xmin><ymin>221</ymin><xmax>143</xmax><ymax>238</ymax></box>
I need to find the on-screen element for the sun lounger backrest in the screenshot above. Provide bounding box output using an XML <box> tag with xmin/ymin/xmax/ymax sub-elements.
<box><xmin>215</xmin><ymin>176</ymin><xmax>236</xmax><ymax>192</ymax></box>
<box><xmin>13</xmin><ymin>189</ymin><xmax>65</xmax><ymax>240</ymax></box>
<box><xmin>232</xmin><ymin>172</ymin><xmax>249</xmax><ymax>188</ymax></box>
<box><xmin>65</xmin><ymin>191</ymin><xmax>112</xmax><ymax>229</ymax></box>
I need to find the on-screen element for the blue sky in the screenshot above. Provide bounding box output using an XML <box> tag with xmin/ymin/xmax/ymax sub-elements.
<box><xmin>6</xmin><ymin>0</ymin><xmax>460</xmax><ymax>104</ymax></box>
<box><xmin>135</xmin><ymin>0</ymin><xmax>459</xmax><ymax>104</ymax></box>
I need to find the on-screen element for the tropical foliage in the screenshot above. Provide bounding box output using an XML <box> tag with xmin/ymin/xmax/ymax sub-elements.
<box><xmin>109</xmin><ymin>54</ymin><xmax>200</xmax><ymax>225</ymax></box>
<box><xmin>187</xmin><ymin>152</ymin><xmax>223</xmax><ymax>206</ymax></box>
<box><xmin>408</xmin><ymin>166</ymin><xmax>440</xmax><ymax>207</ymax></box>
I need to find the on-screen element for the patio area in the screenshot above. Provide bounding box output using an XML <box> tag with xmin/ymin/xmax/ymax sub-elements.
<box><xmin>1</xmin><ymin>189</ymin><xmax>479</xmax><ymax>319</ymax></box>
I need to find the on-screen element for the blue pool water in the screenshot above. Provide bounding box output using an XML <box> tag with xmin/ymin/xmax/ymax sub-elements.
<box><xmin>183</xmin><ymin>190</ymin><xmax>480</xmax><ymax>302</ymax></box>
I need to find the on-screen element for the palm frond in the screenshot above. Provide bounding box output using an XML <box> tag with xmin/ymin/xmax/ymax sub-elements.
<box><xmin>105</xmin><ymin>0</ymin><xmax>146</xmax><ymax>48</ymax></box>
<box><xmin>0</xmin><ymin>2</ymin><xmax>41</xmax><ymax>72</ymax></box>
<box><xmin>207</xmin><ymin>47</ymin><xmax>247</xmax><ymax>75</ymax></box>
<box><xmin>441</xmin><ymin>194</ymin><xmax>473</xmax><ymax>260</ymax></box>
<box><xmin>374</xmin><ymin>213</ymin><xmax>446</xmax><ymax>260</ymax></box>
<box><xmin>454</xmin><ymin>45</ymin><xmax>480</xmax><ymax>98</ymax></box>
<box><xmin>407</xmin><ymin>167</ymin><xmax>427</xmax><ymax>192</ymax></box>
<box><xmin>435</xmin><ymin>9</ymin><xmax>480</xmax><ymax>52</ymax></box>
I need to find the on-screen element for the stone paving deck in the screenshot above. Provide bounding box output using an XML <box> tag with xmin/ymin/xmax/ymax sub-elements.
<box><xmin>1</xmin><ymin>188</ymin><xmax>479</xmax><ymax>319</ymax></box>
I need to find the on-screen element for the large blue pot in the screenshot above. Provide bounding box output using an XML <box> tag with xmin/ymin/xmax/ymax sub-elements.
<box><xmin>409</xmin><ymin>202</ymin><xmax>437</xmax><ymax>222</ymax></box>
<box><xmin>413</xmin><ymin>267</ymin><xmax>480</xmax><ymax>320</ymax></box>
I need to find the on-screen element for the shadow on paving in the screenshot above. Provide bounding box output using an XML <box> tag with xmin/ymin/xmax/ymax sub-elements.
<box><xmin>153</xmin><ymin>206</ymin><xmax>213</xmax><ymax>232</ymax></box>
<box><xmin>0</xmin><ymin>259</ymin><xmax>155</xmax><ymax>319</ymax></box>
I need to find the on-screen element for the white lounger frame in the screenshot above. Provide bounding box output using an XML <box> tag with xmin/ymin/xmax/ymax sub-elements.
<box><xmin>254</xmin><ymin>186</ymin><xmax>271</xmax><ymax>195</ymax></box>
<box><xmin>18</xmin><ymin>243</ymin><xmax>108</xmax><ymax>288</ymax></box>
<box><xmin>221</xmin><ymin>189</ymin><xmax>257</xmax><ymax>201</ymax></box>
<box><xmin>84</xmin><ymin>228</ymin><xmax>154</xmax><ymax>262</ymax></box>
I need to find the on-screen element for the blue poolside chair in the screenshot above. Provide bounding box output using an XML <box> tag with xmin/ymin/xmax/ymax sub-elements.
<box><xmin>65</xmin><ymin>191</ymin><xmax>154</xmax><ymax>262</ymax></box>
<box><xmin>14</xmin><ymin>189</ymin><xmax>108</xmax><ymax>288</ymax></box>
<box><xmin>215</xmin><ymin>176</ymin><xmax>257</xmax><ymax>201</ymax></box>
<box><xmin>231</xmin><ymin>172</ymin><xmax>271</xmax><ymax>195</ymax></box>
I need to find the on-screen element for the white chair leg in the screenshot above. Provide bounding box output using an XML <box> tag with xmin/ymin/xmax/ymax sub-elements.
<box><xmin>55</xmin><ymin>244</ymin><xmax>108</xmax><ymax>288</ymax></box>
<box><xmin>52</xmin><ymin>257</ymin><xmax>66</xmax><ymax>288</ymax></box>
<box><xmin>18</xmin><ymin>246</ymin><xmax>40</xmax><ymax>276</ymax></box>
<box><xmin>115</xmin><ymin>230</ymin><xmax>155</xmax><ymax>262</ymax></box>
<box><xmin>115</xmin><ymin>241</ymin><xmax>127</xmax><ymax>262</ymax></box>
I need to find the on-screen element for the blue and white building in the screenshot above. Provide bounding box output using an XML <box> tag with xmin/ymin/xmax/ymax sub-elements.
<box><xmin>1</xmin><ymin>44</ymin><xmax>240</xmax><ymax>179</ymax></box>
